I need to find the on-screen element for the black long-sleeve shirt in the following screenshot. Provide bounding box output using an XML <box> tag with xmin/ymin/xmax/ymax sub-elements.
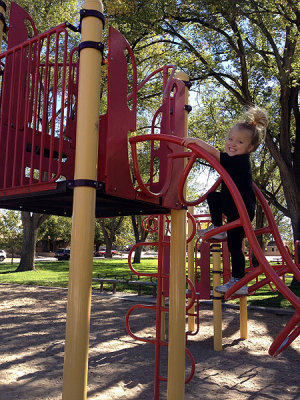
<box><xmin>220</xmin><ymin>152</ymin><xmax>256</xmax><ymax>219</ymax></box>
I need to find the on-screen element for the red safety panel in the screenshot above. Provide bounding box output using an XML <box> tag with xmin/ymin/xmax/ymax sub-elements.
<box><xmin>98</xmin><ymin>27</ymin><xmax>137</xmax><ymax>200</ymax></box>
<box><xmin>7</xmin><ymin>2</ymin><xmax>38</xmax><ymax>49</ymax></box>
<box><xmin>159</xmin><ymin>79</ymin><xmax>186</xmax><ymax>209</ymax></box>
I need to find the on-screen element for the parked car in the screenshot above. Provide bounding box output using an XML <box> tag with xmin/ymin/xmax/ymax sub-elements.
<box><xmin>94</xmin><ymin>248</ymin><xmax>117</xmax><ymax>257</ymax></box>
<box><xmin>0</xmin><ymin>250</ymin><xmax>6</xmax><ymax>262</ymax></box>
<box><xmin>55</xmin><ymin>248</ymin><xmax>70</xmax><ymax>260</ymax></box>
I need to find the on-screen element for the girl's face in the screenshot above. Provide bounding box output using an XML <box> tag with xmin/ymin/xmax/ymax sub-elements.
<box><xmin>225</xmin><ymin>127</ymin><xmax>254</xmax><ymax>156</ymax></box>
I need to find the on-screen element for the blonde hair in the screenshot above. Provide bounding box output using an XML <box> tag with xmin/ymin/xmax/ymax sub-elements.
<box><xmin>235</xmin><ymin>106</ymin><xmax>268</xmax><ymax>151</ymax></box>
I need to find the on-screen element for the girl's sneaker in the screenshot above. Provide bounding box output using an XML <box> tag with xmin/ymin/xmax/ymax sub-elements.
<box><xmin>198</xmin><ymin>224</ymin><xmax>227</xmax><ymax>240</ymax></box>
<box><xmin>215</xmin><ymin>277</ymin><xmax>248</xmax><ymax>296</ymax></box>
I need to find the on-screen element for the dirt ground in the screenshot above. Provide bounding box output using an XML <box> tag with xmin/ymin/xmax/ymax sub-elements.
<box><xmin>0</xmin><ymin>283</ymin><xmax>299</xmax><ymax>400</ymax></box>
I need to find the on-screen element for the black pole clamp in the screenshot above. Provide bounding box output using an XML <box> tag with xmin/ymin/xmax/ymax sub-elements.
<box><xmin>184</xmin><ymin>105</ymin><xmax>192</xmax><ymax>113</ymax></box>
<box><xmin>67</xmin><ymin>179</ymin><xmax>104</xmax><ymax>189</ymax></box>
<box><xmin>65</xmin><ymin>21</ymin><xmax>80</xmax><ymax>32</ymax></box>
<box><xmin>78</xmin><ymin>41</ymin><xmax>104</xmax><ymax>56</ymax></box>
<box><xmin>80</xmin><ymin>9</ymin><xmax>105</xmax><ymax>29</ymax></box>
<box><xmin>212</xmin><ymin>270</ymin><xmax>223</xmax><ymax>274</ymax></box>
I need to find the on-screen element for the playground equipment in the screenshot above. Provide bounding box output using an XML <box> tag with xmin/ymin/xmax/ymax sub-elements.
<box><xmin>0</xmin><ymin>2</ymin><xmax>299</xmax><ymax>400</ymax></box>
<box><xmin>0</xmin><ymin>4</ymin><xmax>186</xmax><ymax>217</ymax></box>
<box><xmin>127</xmin><ymin>134</ymin><xmax>300</xmax><ymax>397</ymax></box>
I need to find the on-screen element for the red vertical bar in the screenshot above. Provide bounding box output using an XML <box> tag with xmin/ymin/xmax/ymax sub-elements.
<box><xmin>0</xmin><ymin>52</ymin><xmax>6</xmax><ymax>189</ymax></box>
<box><xmin>21</xmin><ymin>40</ymin><xmax>34</xmax><ymax>186</ymax></box>
<box><xmin>49</xmin><ymin>29</ymin><xmax>68</xmax><ymax>182</ymax></box>
<box><xmin>162</xmin><ymin>65</ymin><xmax>168</xmax><ymax>92</ymax></box>
<box><xmin>39</xmin><ymin>34</ymin><xmax>51</xmax><ymax>183</ymax></box>
<box><xmin>30</xmin><ymin>37</ymin><xmax>42</xmax><ymax>185</ymax></box>
<box><xmin>12</xmin><ymin>46</ymin><xmax>26</xmax><ymax>187</ymax></box>
<box><xmin>3</xmin><ymin>49</ymin><xmax>17</xmax><ymax>188</ymax></box>
<box><xmin>48</xmin><ymin>31</ymin><xmax>60</xmax><ymax>179</ymax></box>
<box><xmin>57</xmin><ymin>30</ymin><xmax>69</xmax><ymax>179</ymax></box>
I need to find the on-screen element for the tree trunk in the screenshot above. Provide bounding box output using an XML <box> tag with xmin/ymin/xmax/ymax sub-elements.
<box><xmin>15</xmin><ymin>212</ymin><xmax>49</xmax><ymax>272</ymax></box>
<box><xmin>99</xmin><ymin>218</ymin><xmax>123</xmax><ymax>258</ymax></box>
<box><xmin>104</xmin><ymin>238</ymin><xmax>113</xmax><ymax>258</ymax></box>
<box><xmin>133</xmin><ymin>241</ymin><xmax>143</xmax><ymax>264</ymax></box>
<box><xmin>10</xmin><ymin>247</ymin><xmax>14</xmax><ymax>265</ymax></box>
<box><xmin>255</xmin><ymin>204</ymin><xmax>265</xmax><ymax>250</ymax></box>
<box><xmin>131</xmin><ymin>215</ymin><xmax>149</xmax><ymax>264</ymax></box>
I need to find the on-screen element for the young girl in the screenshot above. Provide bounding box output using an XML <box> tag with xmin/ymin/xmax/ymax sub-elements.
<box><xmin>182</xmin><ymin>106</ymin><xmax>268</xmax><ymax>296</ymax></box>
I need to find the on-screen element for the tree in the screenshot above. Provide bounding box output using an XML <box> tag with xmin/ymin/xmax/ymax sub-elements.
<box><xmin>94</xmin><ymin>220</ymin><xmax>105</xmax><ymax>251</ymax></box>
<box><xmin>131</xmin><ymin>215</ymin><xmax>150</xmax><ymax>263</ymax></box>
<box><xmin>38</xmin><ymin>215</ymin><xmax>72</xmax><ymax>250</ymax></box>
<box><xmin>5</xmin><ymin>0</ymin><xmax>79</xmax><ymax>33</ymax></box>
<box><xmin>114</xmin><ymin>216</ymin><xmax>135</xmax><ymax>250</ymax></box>
<box><xmin>99</xmin><ymin>217</ymin><xmax>124</xmax><ymax>258</ymax></box>
<box><xmin>16</xmin><ymin>212</ymin><xmax>49</xmax><ymax>272</ymax></box>
<box><xmin>0</xmin><ymin>210</ymin><xmax>22</xmax><ymax>263</ymax></box>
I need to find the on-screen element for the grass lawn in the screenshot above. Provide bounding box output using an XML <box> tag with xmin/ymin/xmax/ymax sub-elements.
<box><xmin>0</xmin><ymin>258</ymin><xmax>299</xmax><ymax>309</ymax></box>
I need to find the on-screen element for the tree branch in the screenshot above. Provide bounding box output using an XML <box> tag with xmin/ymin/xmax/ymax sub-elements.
<box><xmin>161</xmin><ymin>22</ymin><xmax>247</xmax><ymax>104</ymax></box>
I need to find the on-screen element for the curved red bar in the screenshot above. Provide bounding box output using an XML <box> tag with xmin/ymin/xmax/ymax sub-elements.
<box><xmin>186</xmin><ymin>212</ymin><xmax>197</xmax><ymax>244</ymax></box>
<box><xmin>128</xmin><ymin>241</ymin><xmax>161</xmax><ymax>278</ymax></box>
<box><xmin>269</xmin><ymin>311</ymin><xmax>300</xmax><ymax>356</ymax></box>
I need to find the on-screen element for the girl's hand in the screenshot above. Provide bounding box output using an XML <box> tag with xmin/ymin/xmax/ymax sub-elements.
<box><xmin>181</xmin><ymin>136</ymin><xmax>220</xmax><ymax>161</ymax></box>
<box><xmin>181</xmin><ymin>137</ymin><xmax>200</xmax><ymax>146</ymax></box>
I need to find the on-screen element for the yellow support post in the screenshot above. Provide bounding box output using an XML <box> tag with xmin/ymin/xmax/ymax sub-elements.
<box><xmin>167</xmin><ymin>71</ymin><xmax>189</xmax><ymax>400</ymax></box>
<box><xmin>240</xmin><ymin>296</ymin><xmax>248</xmax><ymax>339</ymax></box>
<box><xmin>212</xmin><ymin>243</ymin><xmax>222</xmax><ymax>351</ymax></box>
<box><xmin>62</xmin><ymin>1</ymin><xmax>103</xmax><ymax>399</ymax></box>
<box><xmin>167</xmin><ymin>209</ymin><xmax>187</xmax><ymax>400</ymax></box>
<box><xmin>0</xmin><ymin>1</ymin><xmax>6</xmax><ymax>53</ymax></box>
<box><xmin>187</xmin><ymin>206</ymin><xmax>195</xmax><ymax>333</ymax></box>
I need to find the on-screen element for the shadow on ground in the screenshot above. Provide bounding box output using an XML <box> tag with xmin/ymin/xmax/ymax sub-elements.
<box><xmin>0</xmin><ymin>284</ymin><xmax>299</xmax><ymax>400</ymax></box>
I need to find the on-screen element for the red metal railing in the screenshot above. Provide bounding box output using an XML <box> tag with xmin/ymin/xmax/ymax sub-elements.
<box><xmin>0</xmin><ymin>23</ymin><xmax>77</xmax><ymax>195</ymax></box>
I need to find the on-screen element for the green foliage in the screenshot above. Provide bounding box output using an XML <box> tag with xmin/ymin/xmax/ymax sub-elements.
<box><xmin>5</xmin><ymin>0</ymin><xmax>80</xmax><ymax>33</ymax></box>
<box><xmin>38</xmin><ymin>215</ymin><xmax>72</xmax><ymax>246</ymax></box>
<box><xmin>0</xmin><ymin>210</ymin><xmax>22</xmax><ymax>255</ymax></box>
<box><xmin>114</xmin><ymin>216</ymin><xmax>134</xmax><ymax>248</ymax></box>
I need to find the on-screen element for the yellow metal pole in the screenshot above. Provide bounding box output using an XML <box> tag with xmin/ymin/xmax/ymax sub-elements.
<box><xmin>167</xmin><ymin>71</ymin><xmax>189</xmax><ymax>400</ymax></box>
<box><xmin>212</xmin><ymin>243</ymin><xmax>222</xmax><ymax>351</ymax></box>
<box><xmin>62</xmin><ymin>1</ymin><xmax>103</xmax><ymax>399</ymax></box>
<box><xmin>240</xmin><ymin>296</ymin><xmax>248</xmax><ymax>339</ymax></box>
<box><xmin>167</xmin><ymin>209</ymin><xmax>187</xmax><ymax>400</ymax></box>
<box><xmin>187</xmin><ymin>206</ymin><xmax>195</xmax><ymax>333</ymax></box>
<box><xmin>0</xmin><ymin>1</ymin><xmax>6</xmax><ymax>53</ymax></box>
